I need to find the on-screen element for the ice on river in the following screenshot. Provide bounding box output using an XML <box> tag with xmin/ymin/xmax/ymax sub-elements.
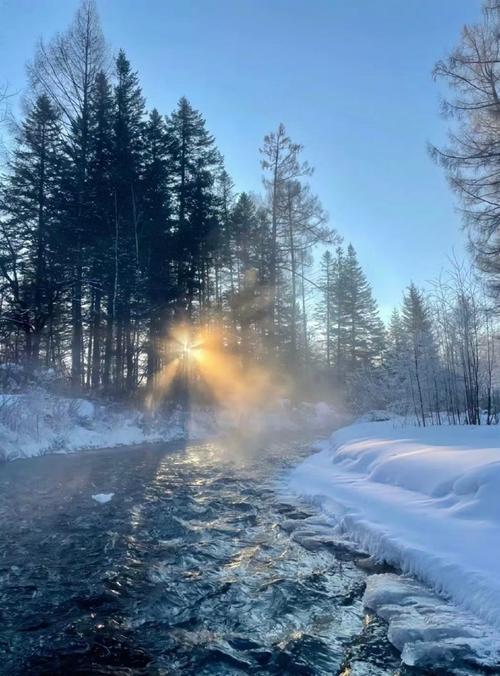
<box><xmin>364</xmin><ymin>573</ymin><xmax>500</xmax><ymax>671</ymax></box>
<box><xmin>92</xmin><ymin>492</ymin><xmax>114</xmax><ymax>504</ymax></box>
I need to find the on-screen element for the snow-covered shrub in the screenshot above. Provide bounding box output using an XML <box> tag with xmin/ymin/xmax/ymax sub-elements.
<box><xmin>0</xmin><ymin>393</ymin><xmax>44</xmax><ymax>438</ymax></box>
<box><xmin>357</xmin><ymin>409</ymin><xmax>394</xmax><ymax>423</ymax></box>
<box><xmin>42</xmin><ymin>435</ymin><xmax>67</xmax><ymax>454</ymax></box>
<box><xmin>73</xmin><ymin>399</ymin><xmax>95</xmax><ymax>420</ymax></box>
<box><xmin>0</xmin><ymin>363</ymin><xmax>30</xmax><ymax>392</ymax></box>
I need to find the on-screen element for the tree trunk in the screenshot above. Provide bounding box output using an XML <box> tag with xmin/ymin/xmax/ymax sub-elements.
<box><xmin>91</xmin><ymin>286</ymin><xmax>102</xmax><ymax>388</ymax></box>
<box><xmin>103</xmin><ymin>290</ymin><xmax>114</xmax><ymax>391</ymax></box>
<box><xmin>71</xmin><ymin>246</ymin><xmax>83</xmax><ymax>388</ymax></box>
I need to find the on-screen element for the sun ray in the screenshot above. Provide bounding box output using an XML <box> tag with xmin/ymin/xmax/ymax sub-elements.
<box><xmin>146</xmin><ymin>356</ymin><xmax>180</xmax><ymax>411</ymax></box>
<box><xmin>146</xmin><ymin>321</ymin><xmax>286</xmax><ymax>421</ymax></box>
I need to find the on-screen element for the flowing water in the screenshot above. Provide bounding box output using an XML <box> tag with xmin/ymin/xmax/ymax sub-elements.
<box><xmin>0</xmin><ymin>434</ymin><xmax>493</xmax><ymax>675</ymax></box>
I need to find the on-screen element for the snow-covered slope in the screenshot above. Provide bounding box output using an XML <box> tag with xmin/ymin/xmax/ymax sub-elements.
<box><xmin>0</xmin><ymin>391</ymin><xmax>189</xmax><ymax>460</ymax></box>
<box><xmin>286</xmin><ymin>421</ymin><xmax>500</xmax><ymax>632</ymax></box>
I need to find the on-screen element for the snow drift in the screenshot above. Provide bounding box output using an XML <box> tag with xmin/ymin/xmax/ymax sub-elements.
<box><xmin>286</xmin><ymin>421</ymin><xmax>500</xmax><ymax>632</ymax></box>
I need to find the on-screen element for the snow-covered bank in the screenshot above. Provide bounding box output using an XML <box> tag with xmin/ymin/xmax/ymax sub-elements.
<box><xmin>0</xmin><ymin>391</ymin><xmax>187</xmax><ymax>461</ymax></box>
<box><xmin>0</xmin><ymin>380</ymin><xmax>340</xmax><ymax>461</ymax></box>
<box><xmin>363</xmin><ymin>573</ymin><xmax>500</xmax><ymax>669</ymax></box>
<box><xmin>285</xmin><ymin>421</ymin><xmax>500</xmax><ymax>633</ymax></box>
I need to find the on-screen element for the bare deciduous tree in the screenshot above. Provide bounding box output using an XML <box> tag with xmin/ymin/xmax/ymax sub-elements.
<box><xmin>260</xmin><ymin>124</ymin><xmax>312</xmax><ymax>349</ymax></box>
<box><xmin>432</xmin><ymin>1</ymin><xmax>500</xmax><ymax>299</ymax></box>
<box><xmin>27</xmin><ymin>0</ymin><xmax>108</xmax><ymax>387</ymax></box>
<box><xmin>0</xmin><ymin>83</ymin><xmax>10</xmax><ymax>126</ymax></box>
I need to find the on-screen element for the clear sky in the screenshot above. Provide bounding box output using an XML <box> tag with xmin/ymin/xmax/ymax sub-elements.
<box><xmin>0</xmin><ymin>0</ymin><xmax>483</xmax><ymax>318</ymax></box>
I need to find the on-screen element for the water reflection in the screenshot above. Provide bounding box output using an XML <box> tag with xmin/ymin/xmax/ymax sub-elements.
<box><xmin>0</xmin><ymin>436</ymin><xmax>481</xmax><ymax>675</ymax></box>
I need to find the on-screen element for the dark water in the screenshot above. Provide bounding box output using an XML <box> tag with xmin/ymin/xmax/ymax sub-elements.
<box><xmin>0</xmin><ymin>434</ymin><xmax>447</xmax><ymax>675</ymax></box>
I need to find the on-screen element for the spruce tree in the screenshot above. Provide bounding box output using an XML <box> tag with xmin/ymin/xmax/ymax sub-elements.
<box><xmin>141</xmin><ymin>108</ymin><xmax>172</xmax><ymax>385</ymax></box>
<box><xmin>229</xmin><ymin>192</ymin><xmax>268</xmax><ymax>354</ymax></box>
<box><xmin>331</xmin><ymin>246</ymin><xmax>348</xmax><ymax>378</ymax></box>
<box><xmin>343</xmin><ymin>244</ymin><xmax>385</xmax><ymax>371</ymax></box>
<box><xmin>112</xmin><ymin>49</ymin><xmax>146</xmax><ymax>391</ymax></box>
<box><xmin>317</xmin><ymin>250</ymin><xmax>335</xmax><ymax>368</ymax></box>
<box><xmin>0</xmin><ymin>95</ymin><xmax>67</xmax><ymax>361</ymax></box>
<box><xmin>214</xmin><ymin>169</ymin><xmax>235</xmax><ymax>314</ymax></box>
<box><xmin>87</xmin><ymin>71</ymin><xmax>115</xmax><ymax>388</ymax></box>
<box><xmin>317</xmin><ymin>245</ymin><xmax>384</xmax><ymax>381</ymax></box>
<box><xmin>401</xmin><ymin>283</ymin><xmax>436</xmax><ymax>425</ymax></box>
<box><xmin>167</xmin><ymin>97</ymin><xmax>221</xmax><ymax>317</ymax></box>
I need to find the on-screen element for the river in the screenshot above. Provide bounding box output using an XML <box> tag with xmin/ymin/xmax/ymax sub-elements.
<box><xmin>0</xmin><ymin>433</ymin><xmax>482</xmax><ymax>675</ymax></box>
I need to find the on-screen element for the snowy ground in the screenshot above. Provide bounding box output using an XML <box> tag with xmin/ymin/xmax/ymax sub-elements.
<box><xmin>0</xmin><ymin>381</ymin><xmax>339</xmax><ymax>462</ymax></box>
<box><xmin>285</xmin><ymin>420</ymin><xmax>500</xmax><ymax>667</ymax></box>
<box><xmin>0</xmin><ymin>391</ymin><xmax>187</xmax><ymax>461</ymax></box>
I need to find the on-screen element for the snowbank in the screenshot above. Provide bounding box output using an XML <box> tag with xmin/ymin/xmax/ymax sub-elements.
<box><xmin>0</xmin><ymin>391</ymin><xmax>188</xmax><ymax>461</ymax></box>
<box><xmin>363</xmin><ymin>573</ymin><xmax>500</xmax><ymax>669</ymax></box>
<box><xmin>0</xmin><ymin>379</ymin><xmax>339</xmax><ymax>461</ymax></box>
<box><xmin>286</xmin><ymin>421</ymin><xmax>500</xmax><ymax>632</ymax></box>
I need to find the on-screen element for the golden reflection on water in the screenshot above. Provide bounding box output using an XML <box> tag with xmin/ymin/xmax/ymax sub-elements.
<box><xmin>225</xmin><ymin>545</ymin><xmax>261</xmax><ymax>570</ymax></box>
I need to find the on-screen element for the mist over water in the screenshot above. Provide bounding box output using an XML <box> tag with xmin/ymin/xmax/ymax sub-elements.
<box><xmin>143</xmin><ymin>321</ymin><xmax>345</xmax><ymax>455</ymax></box>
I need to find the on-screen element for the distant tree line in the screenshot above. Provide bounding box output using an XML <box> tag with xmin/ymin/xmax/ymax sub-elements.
<box><xmin>1</xmin><ymin>0</ymin><xmax>497</xmax><ymax>425</ymax></box>
<box><xmin>418</xmin><ymin>0</ymin><xmax>500</xmax><ymax>424</ymax></box>
<box><xmin>0</xmin><ymin>0</ymin><xmax>386</xmax><ymax>400</ymax></box>
<box><xmin>317</xmin><ymin>250</ymin><xmax>499</xmax><ymax>424</ymax></box>
<box><xmin>373</xmin><ymin>268</ymin><xmax>499</xmax><ymax>426</ymax></box>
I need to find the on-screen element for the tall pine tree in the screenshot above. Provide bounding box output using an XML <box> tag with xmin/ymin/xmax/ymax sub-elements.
<box><xmin>0</xmin><ymin>95</ymin><xmax>67</xmax><ymax>362</ymax></box>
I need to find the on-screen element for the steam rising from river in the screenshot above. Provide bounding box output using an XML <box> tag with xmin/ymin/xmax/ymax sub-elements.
<box><xmin>144</xmin><ymin>321</ymin><xmax>338</xmax><ymax>451</ymax></box>
<box><xmin>147</xmin><ymin>323</ymin><xmax>286</xmax><ymax>412</ymax></box>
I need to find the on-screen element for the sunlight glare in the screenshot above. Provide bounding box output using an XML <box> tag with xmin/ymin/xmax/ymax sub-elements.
<box><xmin>146</xmin><ymin>321</ymin><xmax>285</xmax><ymax>422</ymax></box>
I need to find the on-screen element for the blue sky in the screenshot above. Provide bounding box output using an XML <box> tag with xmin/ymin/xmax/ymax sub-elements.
<box><xmin>0</xmin><ymin>0</ymin><xmax>483</xmax><ymax>317</ymax></box>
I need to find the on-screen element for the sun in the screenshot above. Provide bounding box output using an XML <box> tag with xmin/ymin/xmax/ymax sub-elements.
<box><xmin>145</xmin><ymin>321</ymin><xmax>282</xmax><ymax>415</ymax></box>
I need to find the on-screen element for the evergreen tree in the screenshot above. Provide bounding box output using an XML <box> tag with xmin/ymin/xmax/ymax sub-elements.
<box><xmin>231</xmin><ymin>192</ymin><xmax>260</xmax><ymax>281</ymax></box>
<box><xmin>317</xmin><ymin>250</ymin><xmax>335</xmax><ymax>368</ymax></box>
<box><xmin>0</xmin><ymin>95</ymin><xmax>67</xmax><ymax>361</ymax></box>
<box><xmin>401</xmin><ymin>283</ymin><xmax>437</xmax><ymax>426</ymax></box>
<box><xmin>381</xmin><ymin>308</ymin><xmax>412</xmax><ymax>413</ymax></box>
<box><xmin>343</xmin><ymin>244</ymin><xmax>385</xmax><ymax>371</ymax></box>
<box><xmin>228</xmin><ymin>192</ymin><xmax>277</xmax><ymax>354</ymax></box>
<box><xmin>316</xmin><ymin>245</ymin><xmax>384</xmax><ymax>383</ymax></box>
<box><xmin>0</xmin><ymin>0</ymin><xmax>411</xmax><ymax>407</ymax></box>
<box><xmin>214</xmin><ymin>168</ymin><xmax>235</xmax><ymax>312</ymax></box>
<box><xmin>141</xmin><ymin>108</ymin><xmax>172</xmax><ymax>385</ymax></box>
<box><xmin>330</xmin><ymin>246</ymin><xmax>348</xmax><ymax>378</ymax></box>
<box><xmin>167</xmin><ymin>97</ymin><xmax>221</xmax><ymax>317</ymax></box>
<box><xmin>112</xmin><ymin>49</ymin><xmax>146</xmax><ymax>391</ymax></box>
<box><xmin>87</xmin><ymin>70</ymin><xmax>115</xmax><ymax>388</ymax></box>
<box><xmin>28</xmin><ymin>0</ymin><xmax>107</xmax><ymax>386</ymax></box>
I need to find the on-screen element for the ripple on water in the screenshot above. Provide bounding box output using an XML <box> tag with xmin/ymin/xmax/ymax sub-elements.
<box><xmin>0</xmin><ymin>437</ymin><xmax>495</xmax><ymax>675</ymax></box>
